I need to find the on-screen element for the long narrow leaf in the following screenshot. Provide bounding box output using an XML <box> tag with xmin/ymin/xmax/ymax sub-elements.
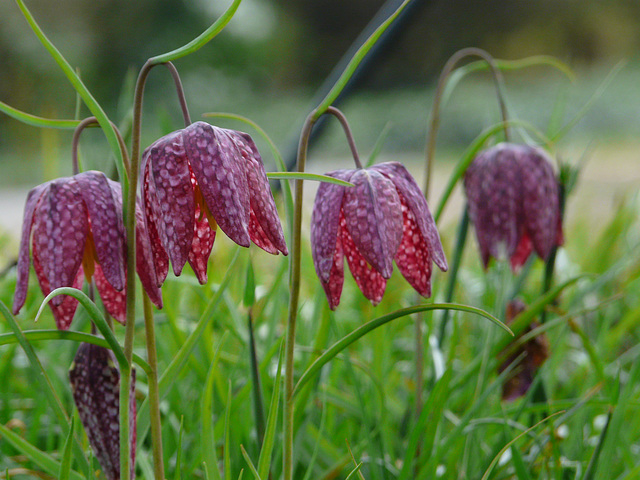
<box><xmin>240</xmin><ymin>445</ymin><xmax>262</xmax><ymax>480</ymax></box>
<box><xmin>294</xmin><ymin>303</ymin><xmax>510</xmax><ymax>397</ymax></box>
<box><xmin>257</xmin><ymin>342</ymin><xmax>284</xmax><ymax>479</ymax></box>
<box><xmin>149</xmin><ymin>0</ymin><xmax>242</xmax><ymax>64</ymax></box>
<box><xmin>0</xmin><ymin>422</ymin><xmax>84</xmax><ymax>480</ymax></box>
<box><xmin>224</xmin><ymin>382</ymin><xmax>233</xmax><ymax>480</ymax></box>
<box><xmin>0</xmin><ymin>100</ymin><xmax>81</xmax><ymax>129</ymax></box>
<box><xmin>266</xmin><ymin>172</ymin><xmax>353</xmax><ymax>186</ymax></box>
<box><xmin>58</xmin><ymin>417</ymin><xmax>75</xmax><ymax>480</ymax></box>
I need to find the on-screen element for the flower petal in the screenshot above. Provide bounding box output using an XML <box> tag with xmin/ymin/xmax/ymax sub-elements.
<box><xmin>518</xmin><ymin>146</ymin><xmax>561</xmax><ymax>260</ymax></box>
<box><xmin>13</xmin><ymin>183</ymin><xmax>48</xmax><ymax>315</ymax></box>
<box><xmin>464</xmin><ymin>144</ymin><xmax>522</xmax><ymax>267</ymax></box>
<box><xmin>135</xmin><ymin>202</ymin><xmax>163</xmax><ymax>308</ymax></box>
<box><xmin>310</xmin><ymin>170</ymin><xmax>352</xmax><ymax>283</ymax></box>
<box><xmin>372</xmin><ymin>162</ymin><xmax>448</xmax><ymax>272</ymax></box>
<box><xmin>183</xmin><ymin>122</ymin><xmax>251</xmax><ymax>247</ymax></box>
<box><xmin>75</xmin><ymin>171</ymin><xmax>126</xmax><ymax>291</ymax></box>
<box><xmin>341</xmin><ymin>213</ymin><xmax>386</xmax><ymax>305</ymax></box>
<box><xmin>342</xmin><ymin>169</ymin><xmax>402</xmax><ymax>279</ymax></box>
<box><xmin>142</xmin><ymin>159</ymin><xmax>170</xmax><ymax>285</ymax></box>
<box><xmin>32</xmin><ymin>240</ymin><xmax>83</xmax><ymax>330</ymax></box>
<box><xmin>226</xmin><ymin>130</ymin><xmax>288</xmax><ymax>255</ymax></box>
<box><xmin>320</xmin><ymin>232</ymin><xmax>345</xmax><ymax>310</ymax></box>
<box><xmin>94</xmin><ymin>263</ymin><xmax>126</xmax><ymax>325</ymax></box>
<box><xmin>394</xmin><ymin>193</ymin><xmax>433</xmax><ymax>297</ymax></box>
<box><xmin>35</xmin><ymin>180</ymin><xmax>88</xmax><ymax>306</ymax></box>
<box><xmin>187</xmin><ymin>201</ymin><xmax>217</xmax><ymax>284</ymax></box>
<box><xmin>69</xmin><ymin>343</ymin><xmax>136</xmax><ymax>480</ymax></box>
<box><xmin>144</xmin><ymin>130</ymin><xmax>196</xmax><ymax>276</ymax></box>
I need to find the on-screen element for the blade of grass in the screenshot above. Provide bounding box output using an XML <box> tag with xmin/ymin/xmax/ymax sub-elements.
<box><xmin>294</xmin><ymin>303</ymin><xmax>510</xmax><ymax>397</ymax></box>
<box><xmin>148</xmin><ymin>0</ymin><xmax>241</xmax><ymax>64</ymax></box>
<box><xmin>257</xmin><ymin>342</ymin><xmax>284</xmax><ymax>480</ymax></box>
<box><xmin>345</xmin><ymin>463</ymin><xmax>364</xmax><ymax>480</ymax></box>
<box><xmin>0</xmin><ymin>302</ymin><xmax>90</xmax><ymax>475</ymax></box>
<box><xmin>137</xmin><ymin>248</ymin><xmax>241</xmax><ymax>444</ymax></box>
<box><xmin>582</xmin><ymin>409</ymin><xmax>613</xmax><ymax>480</ymax></box>
<box><xmin>0</xmin><ymin>423</ymin><xmax>84</xmax><ymax>480</ymax></box>
<box><xmin>58</xmin><ymin>417</ymin><xmax>75</xmax><ymax>480</ymax></box>
<box><xmin>225</xmin><ymin>382</ymin><xmax>233</xmax><ymax>480</ymax></box>
<box><xmin>266</xmin><ymin>172</ymin><xmax>353</xmax><ymax>186</ymax></box>
<box><xmin>175</xmin><ymin>416</ymin><xmax>184</xmax><ymax>480</ymax></box>
<box><xmin>201</xmin><ymin>334</ymin><xmax>228</xmax><ymax>480</ymax></box>
<box><xmin>365</xmin><ymin>122</ymin><xmax>393</xmax><ymax>167</ymax></box>
<box><xmin>481</xmin><ymin>412</ymin><xmax>564</xmax><ymax>480</ymax></box>
<box><xmin>240</xmin><ymin>445</ymin><xmax>262</xmax><ymax>480</ymax></box>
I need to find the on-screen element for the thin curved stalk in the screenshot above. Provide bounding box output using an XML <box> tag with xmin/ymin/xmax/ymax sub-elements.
<box><xmin>164</xmin><ymin>62</ymin><xmax>192</xmax><ymax>126</ymax></box>
<box><xmin>71</xmin><ymin>117</ymin><xmax>131</xmax><ymax>175</ymax></box>
<box><xmin>326</xmin><ymin>106</ymin><xmax>363</xmax><ymax>168</ymax></box>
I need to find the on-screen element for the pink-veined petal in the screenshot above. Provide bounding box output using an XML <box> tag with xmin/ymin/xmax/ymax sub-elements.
<box><xmin>372</xmin><ymin>162</ymin><xmax>447</xmax><ymax>272</ymax></box>
<box><xmin>183</xmin><ymin>122</ymin><xmax>251</xmax><ymax>247</ymax></box>
<box><xmin>340</xmin><ymin>213</ymin><xmax>386</xmax><ymax>306</ymax></box>
<box><xmin>35</xmin><ymin>180</ymin><xmax>88</xmax><ymax>306</ymax></box>
<box><xmin>518</xmin><ymin>146</ymin><xmax>561</xmax><ymax>261</ymax></box>
<box><xmin>310</xmin><ymin>170</ymin><xmax>352</xmax><ymax>283</ymax></box>
<box><xmin>342</xmin><ymin>169</ymin><xmax>402</xmax><ymax>279</ymax></box>
<box><xmin>187</xmin><ymin>202</ymin><xmax>216</xmax><ymax>284</ymax></box>
<box><xmin>135</xmin><ymin>202</ymin><xmax>163</xmax><ymax>308</ymax></box>
<box><xmin>145</xmin><ymin>130</ymin><xmax>196</xmax><ymax>275</ymax></box>
<box><xmin>464</xmin><ymin>144</ymin><xmax>522</xmax><ymax>268</ymax></box>
<box><xmin>94</xmin><ymin>263</ymin><xmax>126</xmax><ymax>325</ymax></box>
<box><xmin>142</xmin><ymin>159</ymin><xmax>169</xmax><ymax>285</ymax></box>
<box><xmin>320</xmin><ymin>231</ymin><xmax>345</xmax><ymax>310</ymax></box>
<box><xmin>394</xmin><ymin>194</ymin><xmax>433</xmax><ymax>298</ymax></box>
<box><xmin>226</xmin><ymin>130</ymin><xmax>288</xmax><ymax>255</ymax></box>
<box><xmin>32</xmin><ymin>241</ymin><xmax>83</xmax><ymax>330</ymax></box>
<box><xmin>75</xmin><ymin>171</ymin><xmax>126</xmax><ymax>291</ymax></box>
<box><xmin>13</xmin><ymin>183</ymin><xmax>48</xmax><ymax>315</ymax></box>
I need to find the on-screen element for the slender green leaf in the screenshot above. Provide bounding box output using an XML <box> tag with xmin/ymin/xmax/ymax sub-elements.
<box><xmin>244</xmin><ymin>260</ymin><xmax>256</xmax><ymax>308</ymax></box>
<box><xmin>34</xmin><ymin>288</ymin><xmax>127</xmax><ymax>369</ymax></box>
<box><xmin>266</xmin><ymin>171</ymin><xmax>353</xmax><ymax>186</ymax></box>
<box><xmin>345</xmin><ymin>463</ymin><xmax>364</xmax><ymax>480</ymax></box>
<box><xmin>294</xmin><ymin>303</ymin><xmax>510</xmax><ymax>396</ymax></box>
<box><xmin>0</xmin><ymin>301</ymin><xmax>90</xmax><ymax>475</ymax></box>
<box><xmin>175</xmin><ymin>416</ymin><xmax>184</xmax><ymax>480</ymax></box>
<box><xmin>59</xmin><ymin>417</ymin><xmax>75</xmax><ymax>480</ymax></box>
<box><xmin>257</xmin><ymin>342</ymin><xmax>284</xmax><ymax>479</ymax></box>
<box><xmin>366</xmin><ymin>122</ymin><xmax>393</xmax><ymax>168</ymax></box>
<box><xmin>240</xmin><ymin>445</ymin><xmax>262</xmax><ymax>480</ymax></box>
<box><xmin>137</xmin><ymin>248</ymin><xmax>240</xmax><ymax>444</ymax></box>
<box><xmin>582</xmin><ymin>409</ymin><xmax>613</xmax><ymax>480</ymax></box>
<box><xmin>0</xmin><ymin>100</ymin><xmax>81</xmax><ymax>129</ymax></box>
<box><xmin>315</xmin><ymin>0</ymin><xmax>411</xmax><ymax>115</ymax></box>
<box><xmin>15</xmin><ymin>0</ymin><xmax>124</xmax><ymax>180</ymax></box>
<box><xmin>224</xmin><ymin>382</ymin><xmax>233</xmax><ymax>480</ymax></box>
<box><xmin>481</xmin><ymin>412</ymin><xmax>563</xmax><ymax>480</ymax></box>
<box><xmin>149</xmin><ymin>0</ymin><xmax>241</xmax><ymax>64</ymax></box>
<box><xmin>0</xmin><ymin>422</ymin><xmax>84</xmax><ymax>480</ymax></box>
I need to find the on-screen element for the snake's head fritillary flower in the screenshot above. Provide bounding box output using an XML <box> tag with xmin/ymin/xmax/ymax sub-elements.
<box><xmin>141</xmin><ymin>121</ymin><xmax>288</xmax><ymax>285</ymax></box>
<box><xmin>311</xmin><ymin>162</ymin><xmax>448</xmax><ymax>309</ymax></box>
<box><xmin>464</xmin><ymin>143</ymin><xmax>564</xmax><ymax>270</ymax></box>
<box><xmin>12</xmin><ymin>171</ymin><xmax>162</xmax><ymax>329</ymax></box>
<box><xmin>69</xmin><ymin>343</ymin><xmax>136</xmax><ymax>480</ymax></box>
<box><xmin>498</xmin><ymin>299</ymin><xmax>549</xmax><ymax>401</ymax></box>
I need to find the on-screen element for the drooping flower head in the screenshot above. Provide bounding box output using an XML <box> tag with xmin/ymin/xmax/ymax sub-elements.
<box><xmin>69</xmin><ymin>342</ymin><xmax>136</xmax><ymax>480</ymax></box>
<box><xmin>141</xmin><ymin>121</ymin><xmax>288</xmax><ymax>285</ymax></box>
<box><xmin>464</xmin><ymin>143</ymin><xmax>563</xmax><ymax>270</ymax></box>
<box><xmin>311</xmin><ymin>162</ymin><xmax>448</xmax><ymax>309</ymax></box>
<box><xmin>12</xmin><ymin>171</ymin><xmax>162</xmax><ymax>329</ymax></box>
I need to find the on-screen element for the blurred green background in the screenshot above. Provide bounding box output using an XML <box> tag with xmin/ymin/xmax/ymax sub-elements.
<box><xmin>1</xmin><ymin>0</ymin><xmax>639</xmax><ymax>254</ymax></box>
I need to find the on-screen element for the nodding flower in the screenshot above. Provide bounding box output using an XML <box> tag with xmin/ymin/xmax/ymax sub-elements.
<box><xmin>311</xmin><ymin>161</ymin><xmax>447</xmax><ymax>309</ymax></box>
<box><xmin>141</xmin><ymin>121</ymin><xmax>288</xmax><ymax>285</ymax></box>
<box><xmin>464</xmin><ymin>143</ymin><xmax>563</xmax><ymax>270</ymax></box>
<box><xmin>12</xmin><ymin>171</ymin><xmax>161</xmax><ymax>330</ymax></box>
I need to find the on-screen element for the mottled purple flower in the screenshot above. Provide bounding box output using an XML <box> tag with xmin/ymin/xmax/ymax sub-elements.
<box><xmin>311</xmin><ymin>162</ymin><xmax>448</xmax><ymax>309</ymax></box>
<box><xmin>12</xmin><ymin>171</ymin><xmax>162</xmax><ymax>329</ymax></box>
<box><xmin>464</xmin><ymin>143</ymin><xmax>563</xmax><ymax>270</ymax></box>
<box><xmin>141</xmin><ymin>121</ymin><xmax>288</xmax><ymax>285</ymax></box>
<box><xmin>69</xmin><ymin>342</ymin><xmax>136</xmax><ymax>480</ymax></box>
<box><xmin>498</xmin><ymin>299</ymin><xmax>549</xmax><ymax>401</ymax></box>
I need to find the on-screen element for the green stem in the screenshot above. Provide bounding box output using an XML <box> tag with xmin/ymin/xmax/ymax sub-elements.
<box><xmin>142</xmin><ymin>294</ymin><xmax>165</xmax><ymax>480</ymax></box>
<box><xmin>71</xmin><ymin>117</ymin><xmax>130</xmax><ymax>175</ymax></box>
<box><xmin>325</xmin><ymin>106</ymin><xmax>362</xmax><ymax>168</ymax></box>
<box><xmin>284</xmin><ymin>110</ymin><xmax>316</xmax><ymax>480</ymax></box>
<box><xmin>423</xmin><ymin>47</ymin><xmax>509</xmax><ymax>202</ymax></box>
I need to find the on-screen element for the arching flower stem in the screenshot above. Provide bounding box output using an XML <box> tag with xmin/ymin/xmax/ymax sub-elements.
<box><xmin>326</xmin><ymin>106</ymin><xmax>363</xmax><ymax>169</ymax></box>
<box><xmin>71</xmin><ymin>117</ymin><xmax>131</xmax><ymax>176</ymax></box>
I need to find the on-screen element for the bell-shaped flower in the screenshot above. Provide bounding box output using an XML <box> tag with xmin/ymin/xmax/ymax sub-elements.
<box><xmin>464</xmin><ymin>143</ymin><xmax>564</xmax><ymax>270</ymax></box>
<box><xmin>311</xmin><ymin>162</ymin><xmax>448</xmax><ymax>309</ymax></box>
<box><xmin>12</xmin><ymin>171</ymin><xmax>162</xmax><ymax>330</ymax></box>
<box><xmin>69</xmin><ymin>342</ymin><xmax>136</xmax><ymax>480</ymax></box>
<box><xmin>141</xmin><ymin>121</ymin><xmax>288</xmax><ymax>285</ymax></box>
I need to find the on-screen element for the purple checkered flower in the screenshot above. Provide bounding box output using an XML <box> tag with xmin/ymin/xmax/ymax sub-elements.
<box><xmin>464</xmin><ymin>143</ymin><xmax>564</xmax><ymax>270</ymax></box>
<box><xmin>12</xmin><ymin>171</ymin><xmax>162</xmax><ymax>329</ymax></box>
<box><xmin>69</xmin><ymin>342</ymin><xmax>136</xmax><ymax>480</ymax></box>
<box><xmin>311</xmin><ymin>162</ymin><xmax>448</xmax><ymax>309</ymax></box>
<box><xmin>141</xmin><ymin>121</ymin><xmax>288</xmax><ymax>285</ymax></box>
